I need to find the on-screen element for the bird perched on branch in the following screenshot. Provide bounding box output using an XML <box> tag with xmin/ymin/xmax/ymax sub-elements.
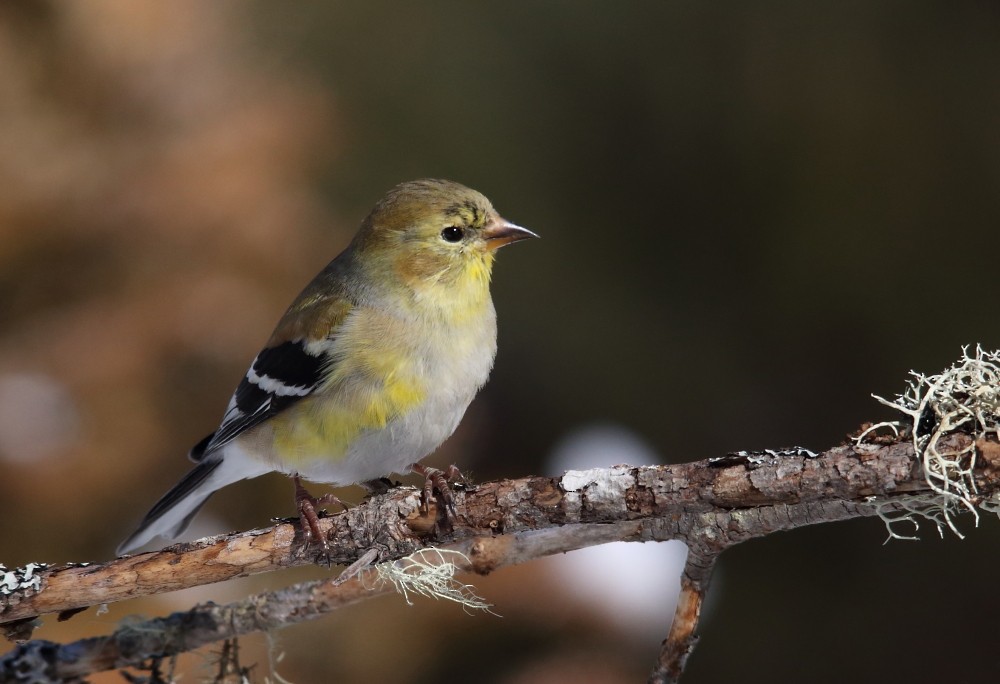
<box><xmin>118</xmin><ymin>179</ymin><xmax>537</xmax><ymax>555</ymax></box>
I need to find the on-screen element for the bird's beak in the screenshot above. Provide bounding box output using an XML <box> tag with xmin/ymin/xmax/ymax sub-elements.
<box><xmin>483</xmin><ymin>219</ymin><xmax>539</xmax><ymax>251</ymax></box>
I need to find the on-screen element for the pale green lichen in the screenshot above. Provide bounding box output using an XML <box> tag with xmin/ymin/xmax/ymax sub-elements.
<box><xmin>373</xmin><ymin>549</ymin><xmax>495</xmax><ymax>615</ymax></box>
<box><xmin>858</xmin><ymin>345</ymin><xmax>1000</xmax><ymax>540</ymax></box>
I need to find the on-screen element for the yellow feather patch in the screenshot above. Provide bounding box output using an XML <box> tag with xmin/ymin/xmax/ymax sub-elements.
<box><xmin>389</xmin><ymin>245</ymin><xmax>495</xmax><ymax>324</ymax></box>
<box><xmin>262</xmin><ymin>310</ymin><xmax>428</xmax><ymax>464</ymax></box>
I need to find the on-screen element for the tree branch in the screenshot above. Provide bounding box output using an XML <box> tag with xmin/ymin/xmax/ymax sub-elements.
<box><xmin>649</xmin><ymin>550</ymin><xmax>715</xmax><ymax>684</ymax></box>
<box><xmin>3</xmin><ymin>431</ymin><xmax>999</xmax><ymax>682</ymax></box>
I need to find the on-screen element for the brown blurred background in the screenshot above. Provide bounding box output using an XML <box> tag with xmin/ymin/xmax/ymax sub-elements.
<box><xmin>2</xmin><ymin>1</ymin><xmax>1000</xmax><ymax>682</ymax></box>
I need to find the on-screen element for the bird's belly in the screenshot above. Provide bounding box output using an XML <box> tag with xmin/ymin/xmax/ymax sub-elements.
<box><xmin>294</xmin><ymin>391</ymin><xmax>472</xmax><ymax>484</ymax></box>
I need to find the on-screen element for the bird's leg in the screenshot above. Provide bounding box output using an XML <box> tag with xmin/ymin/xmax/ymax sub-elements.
<box><xmin>410</xmin><ymin>463</ymin><xmax>464</xmax><ymax>517</ymax></box>
<box><xmin>293</xmin><ymin>474</ymin><xmax>347</xmax><ymax>556</ymax></box>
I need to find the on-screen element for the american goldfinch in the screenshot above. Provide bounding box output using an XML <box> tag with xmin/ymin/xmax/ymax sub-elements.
<box><xmin>117</xmin><ymin>179</ymin><xmax>537</xmax><ymax>555</ymax></box>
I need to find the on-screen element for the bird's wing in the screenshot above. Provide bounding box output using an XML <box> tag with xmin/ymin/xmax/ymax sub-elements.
<box><xmin>190</xmin><ymin>289</ymin><xmax>354</xmax><ymax>462</ymax></box>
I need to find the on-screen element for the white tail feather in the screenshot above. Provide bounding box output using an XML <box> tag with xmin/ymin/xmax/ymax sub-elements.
<box><xmin>117</xmin><ymin>447</ymin><xmax>270</xmax><ymax>555</ymax></box>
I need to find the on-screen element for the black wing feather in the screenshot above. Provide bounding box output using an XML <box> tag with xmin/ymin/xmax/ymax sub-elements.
<box><xmin>193</xmin><ymin>340</ymin><xmax>328</xmax><ymax>458</ymax></box>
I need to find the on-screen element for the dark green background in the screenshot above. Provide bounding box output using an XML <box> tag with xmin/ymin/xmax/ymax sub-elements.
<box><xmin>252</xmin><ymin>4</ymin><xmax>1000</xmax><ymax>682</ymax></box>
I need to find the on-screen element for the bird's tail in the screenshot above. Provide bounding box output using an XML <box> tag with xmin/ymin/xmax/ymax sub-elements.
<box><xmin>116</xmin><ymin>451</ymin><xmax>269</xmax><ymax>555</ymax></box>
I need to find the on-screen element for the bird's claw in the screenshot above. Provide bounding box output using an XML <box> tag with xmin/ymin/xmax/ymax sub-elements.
<box><xmin>411</xmin><ymin>463</ymin><xmax>464</xmax><ymax>518</ymax></box>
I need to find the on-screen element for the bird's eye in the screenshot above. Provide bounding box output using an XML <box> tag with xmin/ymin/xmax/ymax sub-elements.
<box><xmin>441</xmin><ymin>226</ymin><xmax>464</xmax><ymax>243</ymax></box>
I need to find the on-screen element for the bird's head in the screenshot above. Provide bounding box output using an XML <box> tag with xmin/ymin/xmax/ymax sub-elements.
<box><xmin>353</xmin><ymin>179</ymin><xmax>537</xmax><ymax>311</ymax></box>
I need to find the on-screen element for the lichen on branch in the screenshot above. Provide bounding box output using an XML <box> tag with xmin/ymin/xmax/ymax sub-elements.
<box><xmin>859</xmin><ymin>345</ymin><xmax>1000</xmax><ymax>539</ymax></box>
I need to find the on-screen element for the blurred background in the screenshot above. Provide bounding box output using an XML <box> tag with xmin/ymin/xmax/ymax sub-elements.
<box><xmin>1</xmin><ymin>1</ymin><xmax>999</xmax><ymax>682</ymax></box>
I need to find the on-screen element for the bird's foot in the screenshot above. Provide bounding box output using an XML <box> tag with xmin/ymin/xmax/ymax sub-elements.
<box><xmin>410</xmin><ymin>463</ymin><xmax>465</xmax><ymax>518</ymax></box>
<box><xmin>293</xmin><ymin>475</ymin><xmax>348</xmax><ymax>561</ymax></box>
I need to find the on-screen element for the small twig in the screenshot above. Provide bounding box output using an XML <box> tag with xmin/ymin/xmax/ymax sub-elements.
<box><xmin>649</xmin><ymin>552</ymin><xmax>717</xmax><ymax>684</ymax></box>
<box><xmin>332</xmin><ymin>547</ymin><xmax>380</xmax><ymax>586</ymax></box>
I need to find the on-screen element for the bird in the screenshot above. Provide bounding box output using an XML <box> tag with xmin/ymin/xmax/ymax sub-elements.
<box><xmin>117</xmin><ymin>179</ymin><xmax>537</xmax><ymax>555</ymax></box>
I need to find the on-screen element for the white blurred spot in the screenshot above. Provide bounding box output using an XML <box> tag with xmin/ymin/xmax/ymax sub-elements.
<box><xmin>0</xmin><ymin>373</ymin><xmax>79</xmax><ymax>464</ymax></box>
<box><xmin>547</xmin><ymin>423</ymin><xmax>660</xmax><ymax>474</ymax></box>
<box><xmin>544</xmin><ymin>424</ymin><xmax>686</xmax><ymax>637</ymax></box>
